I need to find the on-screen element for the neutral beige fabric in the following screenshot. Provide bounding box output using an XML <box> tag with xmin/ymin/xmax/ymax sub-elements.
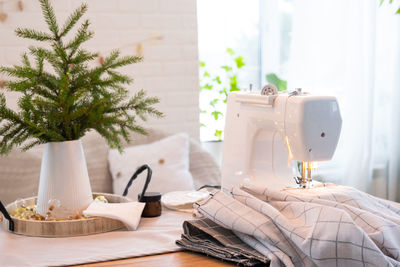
<box><xmin>83</xmin><ymin>201</ymin><xmax>146</xmax><ymax>231</ymax></box>
<box><xmin>81</xmin><ymin>133</ymin><xmax>113</xmax><ymax>194</ymax></box>
<box><xmin>188</xmin><ymin>138</ymin><xmax>221</xmax><ymax>189</ymax></box>
<box><xmin>0</xmin><ymin>129</ymin><xmax>221</xmax><ymax>204</ymax></box>
<box><xmin>122</xmin><ymin>129</ymin><xmax>221</xmax><ymax>189</ymax></box>
<box><xmin>0</xmin><ymin>210</ymin><xmax>192</xmax><ymax>267</ymax></box>
<box><xmin>0</xmin><ymin>148</ymin><xmax>42</xmax><ymax>204</ymax></box>
<box><xmin>110</xmin><ymin>133</ymin><xmax>195</xmax><ymax>199</ymax></box>
<box><xmin>196</xmin><ymin>184</ymin><xmax>400</xmax><ymax>267</ymax></box>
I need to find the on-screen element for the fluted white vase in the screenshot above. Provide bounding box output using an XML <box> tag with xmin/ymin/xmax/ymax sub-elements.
<box><xmin>36</xmin><ymin>140</ymin><xmax>93</xmax><ymax>218</ymax></box>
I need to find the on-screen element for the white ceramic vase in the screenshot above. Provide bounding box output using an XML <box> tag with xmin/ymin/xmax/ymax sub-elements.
<box><xmin>36</xmin><ymin>140</ymin><xmax>93</xmax><ymax>218</ymax></box>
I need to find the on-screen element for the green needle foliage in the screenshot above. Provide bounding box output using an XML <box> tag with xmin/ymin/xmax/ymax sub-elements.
<box><xmin>265</xmin><ymin>73</ymin><xmax>287</xmax><ymax>92</ymax></box>
<box><xmin>0</xmin><ymin>0</ymin><xmax>163</xmax><ymax>154</ymax></box>
<box><xmin>199</xmin><ymin>48</ymin><xmax>245</xmax><ymax>140</ymax></box>
<box><xmin>379</xmin><ymin>0</ymin><xmax>400</xmax><ymax>14</ymax></box>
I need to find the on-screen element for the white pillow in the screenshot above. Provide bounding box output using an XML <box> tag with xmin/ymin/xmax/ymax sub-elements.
<box><xmin>108</xmin><ymin>133</ymin><xmax>195</xmax><ymax>200</ymax></box>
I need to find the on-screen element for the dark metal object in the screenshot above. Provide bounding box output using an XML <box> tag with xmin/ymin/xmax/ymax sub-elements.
<box><xmin>122</xmin><ymin>164</ymin><xmax>153</xmax><ymax>202</ymax></box>
<box><xmin>0</xmin><ymin>200</ymin><xmax>14</xmax><ymax>232</ymax></box>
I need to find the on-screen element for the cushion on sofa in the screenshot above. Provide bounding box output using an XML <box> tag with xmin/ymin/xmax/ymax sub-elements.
<box><xmin>0</xmin><ymin>149</ymin><xmax>41</xmax><ymax>204</ymax></box>
<box><xmin>109</xmin><ymin>133</ymin><xmax>195</xmax><ymax>199</ymax></box>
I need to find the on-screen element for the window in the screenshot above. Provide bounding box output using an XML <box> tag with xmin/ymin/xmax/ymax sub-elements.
<box><xmin>197</xmin><ymin>0</ymin><xmax>400</xmax><ymax>199</ymax></box>
<box><xmin>197</xmin><ymin>0</ymin><xmax>294</xmax><ymax>141</ymax></box>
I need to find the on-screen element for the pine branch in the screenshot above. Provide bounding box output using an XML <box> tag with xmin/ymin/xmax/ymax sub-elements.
<box><xmin>33</xmin><ymin>49</ymin><xmax>45</xmax><ymax>74</ymax></box>
<box><xmin>66</xmin><ymin>20</ymin><xmax>93</xmax><ymax>57</ymax></box>
<box><xmin>39</xmin><ymin>0</ymin><xmax>59</xmax><ymax>38</ymax></box>
<box><xmin>0</xmin><ymin>0</ymin><xmax>163</xmax><ymax>154</ymax></box>
<box><xmin>70</xmin><ymin>49</ymin><xmax>99</xmax><ymax>65</ymax></box>
<box><xmin>15</xmin><ymin>28</ymin><xmax>54</xmax><ymax>41</ymax></box>
<box><xmin>102</xmin><ymin>52</ymin><xmax>143</xmax><ymax>69</ymax></box>
<box><xmin>21</xmin><ymin>140</ymin><xmax>43</xmax><ymax>151</ymax></box>
<box><xmin>21</xmin><ymin>53</ymin><xmax>31</xmax><ymax>67</ymax></box>
<box><xmin>51</xmin><ymin>42</ymin><xmax>68</xmax><ymax>67</ymax></box>
<box><xmin>60</xmin><ymin>3</ymin><xmax>88</xmax><ymax>37</ymax></box>
<box><xmin>29</xmin><ymin>46</ymin><xmax>63</xmax><ymax>75</ymax></box>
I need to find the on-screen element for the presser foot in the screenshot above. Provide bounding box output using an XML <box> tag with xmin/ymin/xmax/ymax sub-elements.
<box><xmin>293</xmin><ymin>177</ymin><xmax>313</xmax><ymax>189</ymax></box>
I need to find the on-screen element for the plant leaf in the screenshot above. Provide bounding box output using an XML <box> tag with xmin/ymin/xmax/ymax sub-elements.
<box><xmin>213</xmin><ymin>76</ymin><xmax>221</xmax><ymax>84</ymax></box>
<box><xmin>235</xmin><ymin>56</ymin><xmax>245</xmax><ymax>69</ymax></box>
<box><xmin>211</xmin><ymin>111</ymin><xmax>222</xmax><ymax>120</ymax></box>
<box><xmin>209</xmin><ymin>99</ymin><xmax>219</xmax><ymax>107</ymax></box>
<box><xmin>221</xmin><ymin>65</ymin><xmax>232</xmax><ymax>72</ymax></box>
<box><xmin>226</xmin><ymin>48</ymin><xmax>235</xmax><ymax>55</ymax></box>
<box><xmin>201</xmin><ymin>84</ymin><xmax>213</xmax><ymax>90</ymax></box>
<box><xmin>214</xmin><ymin>130</ymin><xmax>222</xmax><ymax>140</ymax></box>
<box><xmin>266</xmin><ymin>73</ymin><xmax>287</xmax><ymax>92</ymax></box>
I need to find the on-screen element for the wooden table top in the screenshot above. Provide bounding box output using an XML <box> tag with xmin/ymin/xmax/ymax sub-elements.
<box><xmin>78</xmin><ymin>252</ymin><xmax>235</xmax><ymax>267</ymax></box>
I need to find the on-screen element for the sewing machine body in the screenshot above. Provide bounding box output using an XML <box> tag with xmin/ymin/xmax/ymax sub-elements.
<box><xmin>221</xmin><ymin>89</ymin><xmax>342</xmax><ymax>191</ymax></box>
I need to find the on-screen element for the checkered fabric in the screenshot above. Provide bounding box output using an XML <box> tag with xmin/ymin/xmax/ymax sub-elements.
<box><xmin>176</xmin><ymin>218</ymin><xmax>269</xmax><ymax>266</ymax></box>
<box><xmin>194</xmin><ymin>184</ymin><xmax>400</xmax><ymax>267</ymax></box>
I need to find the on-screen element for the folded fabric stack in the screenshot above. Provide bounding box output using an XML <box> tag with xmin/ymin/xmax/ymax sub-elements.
<box><xmin>177</xmin><ymin>183</ymin><xmax>400</xmax><ymax>267</ymax></box>
<box><xmin>176</xmin><ymin>218</ymin><xmax>269</xmax><ymax>266</ymax></box>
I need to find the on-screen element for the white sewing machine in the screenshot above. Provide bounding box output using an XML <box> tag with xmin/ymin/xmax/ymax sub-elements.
<box><xmin>221</xmin><ymin>85</ymin><xmax>342</xmax><ymax>191</ymax></box>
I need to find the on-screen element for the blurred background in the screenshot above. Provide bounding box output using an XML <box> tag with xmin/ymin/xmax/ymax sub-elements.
<box><xmin>0</xmin><ymin>0</ymin><xmax>399</xmax><ymax>200</ymax></box>
<box><xmin>198</xmin><ymin>0</ymin><xmax>400</xmax><ymax>201</ymax></box>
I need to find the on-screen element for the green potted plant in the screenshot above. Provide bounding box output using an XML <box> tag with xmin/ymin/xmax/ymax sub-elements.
<box><xmin>199</xmin><ymin>48</ymin><xmax>245</xmax><ymax>164</ymax></box>
<box><xmin>0</xmin><ymin>0</ymin><xmax>162</xmax><ymax>217</ymax></box>
<box><xmin>199</xmin><ymin>48</ymin><xmax>245</xmax><ymax>141</ymax></box>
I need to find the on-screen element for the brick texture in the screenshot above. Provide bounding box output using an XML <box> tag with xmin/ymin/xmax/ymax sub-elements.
<box><xmin>0</xmin><ymin>0</ymin><xmax>200</xmax><ymax>139</ymax></box>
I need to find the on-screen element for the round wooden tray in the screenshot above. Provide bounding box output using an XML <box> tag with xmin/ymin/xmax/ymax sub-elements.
<box><xmin>1</xmin><ymin>193</ymin><xmax>132</xmax><ymax>238</ymax></box>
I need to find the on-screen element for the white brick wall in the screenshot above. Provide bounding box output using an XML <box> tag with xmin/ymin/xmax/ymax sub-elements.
<box><xmin>0</xmin><ymin>0</ymin><xmax>200</xmax><ymax>139</ymax></box>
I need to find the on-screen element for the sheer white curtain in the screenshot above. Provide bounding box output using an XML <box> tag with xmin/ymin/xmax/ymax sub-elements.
<box><xmin>287</xmin><ymin>0</ymin><xmax>400</xmax><ymax>200</ymax></box>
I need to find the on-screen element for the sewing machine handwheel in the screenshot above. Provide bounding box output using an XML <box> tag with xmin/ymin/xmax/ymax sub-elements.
<box><xmin>261</xmin><ymin>84</ymin><xmax>278</xmax><ymax>95</ymax></box>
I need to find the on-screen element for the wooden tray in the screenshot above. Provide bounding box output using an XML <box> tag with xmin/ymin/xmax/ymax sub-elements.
<box><xmin>1</xmin><ymin>193</ymin><xmax>131</xmax><ymax>238</ymax></box>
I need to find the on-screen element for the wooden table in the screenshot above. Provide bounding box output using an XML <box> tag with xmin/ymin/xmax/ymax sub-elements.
<box><xmin>79</xmin><ymin>252</ymin><xmax>234</xmax><ymax>267</ymax></box>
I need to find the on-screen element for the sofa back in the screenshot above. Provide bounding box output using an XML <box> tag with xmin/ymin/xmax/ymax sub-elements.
<box><xmin>0</xmin><ymin>130</ymin><xmax>220</xmax><ymax>204</ymax></box>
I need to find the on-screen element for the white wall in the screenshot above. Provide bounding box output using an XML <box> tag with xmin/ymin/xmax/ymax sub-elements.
<box><xmin>0</xmin><ymin>0</ymin><xmax>200</xmax><ymax>139</ymax></box>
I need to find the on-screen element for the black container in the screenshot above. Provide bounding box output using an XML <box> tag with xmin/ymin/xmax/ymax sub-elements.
<box><xmin>138</xmin><ymin>192</ymin><xmax>162</xmax><ymax>217</ymax></box>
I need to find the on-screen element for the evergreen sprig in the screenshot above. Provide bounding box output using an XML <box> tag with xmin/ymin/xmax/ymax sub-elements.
<box><xmin>0</xmin><ymin>0</ymin><xmax>163</xmax><ymax>154</ymax></box>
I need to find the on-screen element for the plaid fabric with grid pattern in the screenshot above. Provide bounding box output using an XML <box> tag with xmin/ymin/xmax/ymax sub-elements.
<box><xmin>176</xmin><ymin>218</ymin><xmax>270</xmax><ymax>266</ymax></box>
<box><xmin>194</xmin><ymin>184</ymin><xmax>400</xmax><ymax>267</ymax></box>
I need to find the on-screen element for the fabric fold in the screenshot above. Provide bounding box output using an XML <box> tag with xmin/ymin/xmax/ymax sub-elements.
<box><xmin>83</xmin><ymin>201</ymin><xmax>145</xmax><ymax>230</ymax></box>
<box><xmin>176</xmin><ymin>218</ymin><xmax>269</xmax><ymax>266</ymax></box>
<box><xmin>193</xmin><ymin>184</ymin><xmax>400</xmax><ymax>267</ymax></box>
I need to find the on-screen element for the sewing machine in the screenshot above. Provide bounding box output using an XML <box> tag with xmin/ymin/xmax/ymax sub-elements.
<box><xmin>221</xmin><ymin>85</ymin><xmax>342</xmax><ymax>191</ymax></box>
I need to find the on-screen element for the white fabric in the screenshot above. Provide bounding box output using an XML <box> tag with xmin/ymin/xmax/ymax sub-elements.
<box><xmin>161</xmin><ymin>190</ymin><xmax>209</xmax><ymax>211</ymax></box>
<box><xmin>196</xmin><ymin>184</ymin><xmax>400</xmax><ymax>267</ymax></box>
<box><xmin>109</xmin><ymin>133</ymin><xmax>195</xmax><ymax>200</ymax></box>
<box><xmin>287</xmin><ymin>0</ymin><xmax>400</xmax><ymax>200</ymax></box>
<box><xmin>0</xmin><ymin>210</ymin><xmax>191</xmax><ymax>267</ymax></box>
<box><xmin>83</xmin><ymin>201</ymin><xmax>145</xmax><ymax>231</ymax></box>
